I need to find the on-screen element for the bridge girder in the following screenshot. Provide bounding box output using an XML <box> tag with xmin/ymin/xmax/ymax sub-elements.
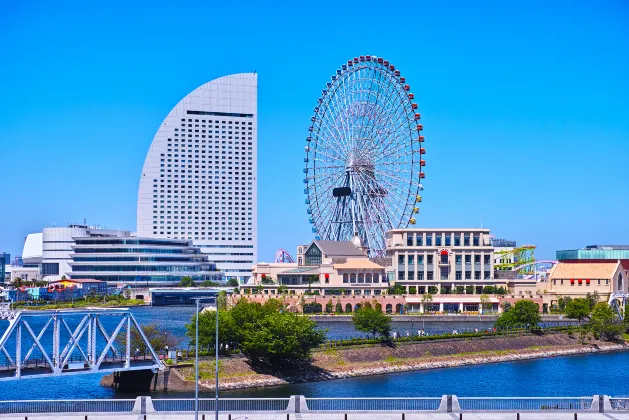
<box><xmin>0</xmin><ymin>308</ymin><xmax>163</xmax><ymax>380</ymax></box>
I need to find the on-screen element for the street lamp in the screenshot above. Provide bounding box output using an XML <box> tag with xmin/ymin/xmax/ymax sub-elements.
<box><xmin>193</xmin><ymin>296</ymin><xmax>219</xmax><ymax>420</ymax></box>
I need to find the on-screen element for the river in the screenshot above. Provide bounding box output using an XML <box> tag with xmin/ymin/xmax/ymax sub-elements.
<box><xmin>0</xmin><ymin>305</ymin><xmax>616</xmax><ymax>401</ymax></box>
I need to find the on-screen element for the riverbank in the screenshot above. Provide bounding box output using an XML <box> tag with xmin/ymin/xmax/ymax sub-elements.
<box><xmin>105</xmin><ymin>334</ymin><xmax>626</xmax><ymax>393</ymax></box>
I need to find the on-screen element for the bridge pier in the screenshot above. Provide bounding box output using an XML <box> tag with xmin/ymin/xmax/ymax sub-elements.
<box><xmin>111</xmin><ymin>370</ymin><xmax>157</xmax><ymax>393</ymax></box>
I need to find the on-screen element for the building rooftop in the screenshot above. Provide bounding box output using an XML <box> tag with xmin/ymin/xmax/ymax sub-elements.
<box><xmin>549</xmin><ymin>262</ymin><xmax>620</xmax><ymax>279</ymax></box>
<box><xmin>334</xmin><ymin>259</ymin><xmax>385</xmax><ymax>270</ymax></box>
<box><xmin>585</xmin><ymin>245</ymin><xmax>629</xmax><ymax>250</ymax></box>
<box><xmin>314</xmin><ymin>240</ymin><xmax>365</xmax><ymax>257</ymax></box>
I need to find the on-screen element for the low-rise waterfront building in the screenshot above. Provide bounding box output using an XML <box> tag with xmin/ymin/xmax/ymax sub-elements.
<box><xmin>540</xmin><ymin>261</ymin><xmax>626</xmax><ymax>309</ymax></box>
<box><xmin>67</xmin><ymin>236</ymin><xmax>223</xmax><ymax>286</ymax></box>
<box><xmin>242</xmin><ymin>228</ymin><xmax>540</xmax><ymax>314</ymax></box>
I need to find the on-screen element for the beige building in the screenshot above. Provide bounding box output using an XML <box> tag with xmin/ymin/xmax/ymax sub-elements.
<box><xmin>540</xmin><ymin>261</ymin><xmax>626</xmax><ymax>308</ymax></box>
<box><xmin>385</xmin><ymin>228</ymin><xmax>526</xmax><ymax>294</ymax></box>
<box><xmin>246</xmin><ymin>240</ymin><xmax>387</xmax><ymax>296</ymax></box>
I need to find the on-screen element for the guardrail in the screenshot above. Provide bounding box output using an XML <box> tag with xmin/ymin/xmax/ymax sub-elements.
<box><xmin>304</xmin><ymin>397</ymin><xmax>441</xmax><ymax>411</ymax></box>
<box><xmin>0</xmin><ymin>395</ymin><xmax>627</xmax><ymax>414</ymax></box>
<box><xmin>153</xmin><ymin>398</ymin><xmax>290</xmax><ymax>412</ymax></box>
<box><xmin>457</xmin><ymin>397</ymin><xmax>593</xmax><ymax>411</ymax></box>
<box><xmin>0</xmin><ymin>399</ymin><xmax>135</xmax><ymax>414</ymax></box>
<box><xmin>610</xmin><ymin>398</ymin><xmax>629</xmax><ymax>410</ymax></box>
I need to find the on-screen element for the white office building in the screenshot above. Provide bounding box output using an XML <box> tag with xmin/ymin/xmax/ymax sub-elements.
<box><xmin>137</xmin><ymin>73</ymin><xmax>258</xmax><ymax>281</ymax></box>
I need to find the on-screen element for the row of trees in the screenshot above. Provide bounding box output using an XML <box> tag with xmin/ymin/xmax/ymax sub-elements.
<box><xmin>185</xmin><ymin>298</ymin><xmax>325</xmax><ymax>368</ymax></box>
<box><xmin>495</xmin><ymin>298</ymin><xmax>624</xmax><ymax>342</ymax></box>
<box><xmin>177</xmin><ymin>276</ymin><xmax>239</xmax><ymax>288</ymax></box>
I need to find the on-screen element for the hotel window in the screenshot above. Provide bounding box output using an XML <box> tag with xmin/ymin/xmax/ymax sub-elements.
<box><xmin>474</xmin><ymin>271</ymin><xmax>481</xmax><ymax>280</ymax></box>
<box><xmin>418</xmin><ymin>272</ymin><xmax>424</xmax><ymax>280</ymax></box>
<box><xmin>417</xmin><ymin>255</ymin><xmax>424</xmax><ymax>265</ymax></box>
<box><xmin>398</xmin><ymin>255</ymin><xmax>405</xmax><ymax>264</ymax></box>
<box><xmin>408</xmin><ymin>255</ymin><xmax>414</xmax><ymax>265</ymax></box>
<box><xmin>398</xmin><ymin>271</ymin><xmax>405</xmax><ymax>280</ymax></box>
<box><xmin>484</xmin><ymin>271</ymin><xmax>490</xmax><ymax>280</ymax></box>
<box><xmin>464</xmin><ymin>234</ymin><xmax>470</xmax><ymax>246</ymax></box>
<box><xmin>426</xmin><ymin>235</ymin><xmax>433</xmax><ymax>246</ymax></box>
<box><xmin>407</xmin><ymin>234</ymin><xmax>414</xmax><ymax>246</ymax></box>
<box><xmin>473</xmin><ymin>236</ymin><xmax>480</xmax><ymax>246</ymax></box>
<box><xmin>416</xmin><ymin>235</ymin><xmax>423</xmax><ymax>246</ymax></box>
<box><xmin>465</xmin><ymin>271</ymin><xmax>471</xmax><ymax>280</ymax></box>
<box><xmin>407</xmin><ymin>271</ymin><xmax>415</xmax><ymax>280</ymax></box>
<box><xmin>427</xmin><ymin>255</ymin><xmax>433</xmax><ymax>264</ymax></box>
<box><xmin>484</xmin><ymin>255</ymin><xmax>491</xmax><ymax>264</ymax></box>
<box><xmin>474</xmin><ymin>255</ymin><xmax>481</xmax><ymax>264</ymax></box>
<box><xmin>454</xmin><ymin>236</ymin><xmax>461</xmax><ymax>246</ymax></box>
<box><xmin>455</xmin><ymin>255</ymin><xmax>462</xmax><ymax>264</ymax></box>
<box><xmin>445</xmin><ymin>236</ymin><xmax>451</xmax><ymax>246</ymax></box>
<box><xmin>343</xmin><ymin>273</ymin><xmax>348</xmax><ymax>283</ymax></box>
<box><xmin>465</xmin><ymin>255</ymin><xmax>471</xmax><ymax>264</ymax></box>
<box><xmin>427</xmin><ymin>271</ymin><xmax>433</xmax><ymax>280</ymax></box>
<box><xmin>440</xmin><ymin>268</ymin><xmax>448</xmax><ymax>280</ymax></box>
<box><xmin>456</xmin><ymin>271</ymin><xmax>462</xmax><ymax>280</ymax></box>
<box><xmin>435</xmin><ymin>236</ymin><xmax>442</xmax><ymax>246</ymax></box>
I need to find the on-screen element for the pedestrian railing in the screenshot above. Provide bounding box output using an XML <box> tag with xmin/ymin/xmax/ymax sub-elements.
<box><xmin>304</xmin><ymin>397</ymin><xmax>441</xmax><ymax>411</ymax></box>
<box><xmin>457</xmin><ymin>397</ymin><xmax>593</xmax><ymax>411</ymax></box>
<box><xmin>152</xmin><ymin>398</ymin><xmax>290</xmax><ymax>412</ymax></box>
<box><xmin>610</xmin><ymin>398</ymin><xmax>629</xmax><ymax>410</ymax></box>
<box><xmin>2</xmin><ymin>395</ymin><xmax>628</xmax><ymax>414</ymax></box>
<box><xmin>0</xmin><ymin>399</ymin><xmax>135</xmax><ymax>414</ymax></box>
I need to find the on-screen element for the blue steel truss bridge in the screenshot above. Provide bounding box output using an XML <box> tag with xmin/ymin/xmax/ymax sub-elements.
<box><xmin>0</xmin><ymin>307</ymin><xmax>162</xmax><ymax>380</ymax></box>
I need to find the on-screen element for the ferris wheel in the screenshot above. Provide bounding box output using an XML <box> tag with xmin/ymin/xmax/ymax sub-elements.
<box><xmin>304</xmin><ymin>55</ymin><xmax>425</xmax><ymax>256</ymax></box>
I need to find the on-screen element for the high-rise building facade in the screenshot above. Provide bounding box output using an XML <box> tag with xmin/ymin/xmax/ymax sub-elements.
<box><xmin>137</xmin><ymin>73</ymin><xmax>258</xmax><ymax>281</ymax></box>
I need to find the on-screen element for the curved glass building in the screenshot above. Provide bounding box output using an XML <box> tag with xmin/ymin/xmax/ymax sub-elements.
<box><xmin>68</xmin><ymin>237</ymin><xmax>223</xmax><ymax>286</ymax></box>
<box><xmin>137</xmin><ymin>73</ymin><xmax>257</xmax><ymax>281</ymax></box>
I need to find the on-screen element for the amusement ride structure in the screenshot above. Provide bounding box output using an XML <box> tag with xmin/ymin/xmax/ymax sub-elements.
<box><xmin>304</xmin><ymin>55</ymin><xmax>425</xmax><ymax>257</ymax></box>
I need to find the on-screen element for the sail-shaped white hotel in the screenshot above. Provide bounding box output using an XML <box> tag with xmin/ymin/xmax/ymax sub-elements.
<box><xmin>137</xmin><ymin>73</ymin><xmax>257</xmax><ymax>281</ymax></box>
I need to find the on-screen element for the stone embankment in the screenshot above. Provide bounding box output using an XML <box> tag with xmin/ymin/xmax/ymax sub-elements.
<box><xmin>102</xmin><ymin>334</ymin><xmax>627</xmax><ymax>392</ymax></box>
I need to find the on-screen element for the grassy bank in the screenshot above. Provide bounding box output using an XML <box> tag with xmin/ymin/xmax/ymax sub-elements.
<box><xmin>171</xmin><ymin>333</ymin><xmax>627</xmax><ymax>391</ymax></box>
<box><xmin>13</xmin><ymin>297</ymin><xmax>146</xmax><ymax>310</ymax></box>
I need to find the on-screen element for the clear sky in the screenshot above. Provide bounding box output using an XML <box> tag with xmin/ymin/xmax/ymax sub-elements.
<box><xmin>1</xmin><ymin>0</ymin><xmax>628</xmax><ymax>261</ymax></box>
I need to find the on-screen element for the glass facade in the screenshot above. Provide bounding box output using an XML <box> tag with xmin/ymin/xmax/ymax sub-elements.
<box><xmin>68</xmin><ymin>237</ymin><xmax>222</xmax><ymax>285</ymax></box>
<box><xmin>557</xmin><ymin>249</ymin><xmax>629</xmax><ymax>260</ymax></box>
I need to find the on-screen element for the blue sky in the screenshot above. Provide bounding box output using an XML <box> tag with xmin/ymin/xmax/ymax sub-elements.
<box><xmin>0</xmin><ymin>0</ymin><xmax>627</xmax><ymax>261</ymax></box>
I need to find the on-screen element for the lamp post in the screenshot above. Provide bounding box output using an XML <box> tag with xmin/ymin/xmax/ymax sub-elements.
<box><xmin>193</xmin><ymin>296</ymin><xmax>219</xmax><ymax>420</ymax></box>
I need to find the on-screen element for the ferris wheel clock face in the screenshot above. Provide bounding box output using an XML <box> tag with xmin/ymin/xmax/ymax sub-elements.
<box><xmin>304</xmin><ymin>55</ymin><xmax>426</xmax><ymax>257</ymax></box>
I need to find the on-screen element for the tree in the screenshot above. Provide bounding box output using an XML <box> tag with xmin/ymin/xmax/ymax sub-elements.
<box><xmin>186</xmin><ymin>309</ymin><xmax>239</xmax><ymax>354</ymax></box>
<box><xmin>428</xmin><ymin>286</ymin><xmax>438</xmax><ymax>294</ymax></box>
<box><xmin>387</xmin><ymin>284</ymin><xmax>406</xmax><ymax>295</ymax></box>
<box><xmin>558</xmin><ymin>296</ymin><xmax>572</xmax><ymax>312</ymax></box>
<box><xmin>226</xmin><ymin>278</ymin><xmax>239</xmax><ymax>287</ymax></box>
<box><xmin>500</xmin><ymin>301</ymin><xmax>512</xmax><ymax>312</ymax></box>
<box><xmin>479</xmin><ymin>294</ymin><xmax>491</xmax><ymax>313</ymax></box>
<box><xmin>254</xmin><ymin>284</ymin><xmax>264</xmax><ymax>294</ymax></box>
<box><xmin>588</xmin><ymin>303</ymin><xmax>623</xmax><ymax>342</ymax></box>
<box><xmin>482</xmin><ymin>285</ymin><xmax>496</xmax><ymax>294</ymax></box>
<box><xmin>123</xmin><ymin>289</ymin><xmax>132</xmax><ymax>300</ymax></box>
<box><xmin>409</xmin><ymin>286</ymin><xmax>417</xmax><ymax>294</ymax></box>
<box><xmin>277</xmin><ymin>284</ymin><xmax>288</xmax><ymax>295</ymax></box>
<box><xmin>455</xmin><ymin>286</ymin><xmax>465</xmax><ymax>294</ymax></box>
<box><xmin>465</xmin><ymin>285</ymin><xmax>475</xmax><ymax>295</ymax></box>
<box><xmin>421</xmin><ymin>293</ymin><xmax>433</xmax><ymax>313</ymax></box>
<box><xmin>352</xmin><ymin>304</ymin><xmax>391</xmax><ymax>338</ymax></box>
<box><xmin>127</xmin><ymin>322</ymin><xmax>180</xmax><ymax>354</ymax></box>
<box><xmin>495</xmin><ymin>299</ymin><xmax>541</xmax><ymax>328</ymax></box>
<box><xmin>201</xmin><ymin>280</ymin><xmax>220</xmax><ymax>287</ymax></box>
<box><xmin>585</xmin><ymin>292</ymin><xmax>600</xmax><ymax>311</ymax></box>
<box><xmin>178</xmin><ymin>276</ymin><xmax>194</xmax><ymax>287</ymax></box>
<box><xmin>325</xmin><ymin>300</ymin><xmax>334</xmax><ymax>313</ymax></box>
<box><xmin>565</xmin><ymin>298</ymin><xmax>591</xmax><ymax>325</ymax></box>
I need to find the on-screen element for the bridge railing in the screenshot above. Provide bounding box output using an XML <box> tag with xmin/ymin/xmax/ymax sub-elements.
<box><xmin>0</xmin><ymin>399</ymin><xmax>136</xmax><ymax>414</ymax></box>
<box><xmin>457</xmin><ymin>397</ymin><xmax>593</xmax><ymax>411</ymax></box>
<box><xmin>304</xmin><ymin>397</ymin><xmax>441</xmax><ymax>411</ymax></box>
<box><xmin>152</xmin><ymin>398</ymin><xmax>290</xmax><ymax>412</ymax></box>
